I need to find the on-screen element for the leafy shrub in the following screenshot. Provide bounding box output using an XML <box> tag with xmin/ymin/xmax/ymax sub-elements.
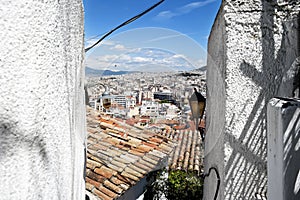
<box><xmin>144</xmin><ymin>169</ymin><xmax>203</xmax><ymax>200</ymax></box>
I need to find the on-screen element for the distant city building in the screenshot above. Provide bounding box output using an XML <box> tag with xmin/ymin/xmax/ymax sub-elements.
<box><xmin>140</xmin><ymin>100</ymin><xmax>159</xmax><ymax>118</ymax></box>
<box><xmin>127</xmin><ymin>107</ymin><xmax>140</xmax><ymax>118</ymax></box>
<box><xmin>154</xmin><ymin>92</ymin><xmax>174</xmax><ymax>102</ymax></box>
<box><xmin>166</xmin><ymin>104</ymin><xmax>180</xmax><ymax>120</ymax></box>
<box><xmin>113</xmin><ymin>95</ymin><xmax>126</xmax><ymax>107</ymax></box>
<box><xmin>125</xmin><ymin>96</ymin><xmax>136</xmax><ymax>108</ymax></box>
<box><xmin>86</xmin><ymin>70</ymin><xmax>206</xmax><ymax>124</ymax></box>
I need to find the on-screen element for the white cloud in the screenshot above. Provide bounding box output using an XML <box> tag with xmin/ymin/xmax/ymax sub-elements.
<box><xmin>132</xmin><ymin>56</ymin><xmax>153</xmax><ymax>63</ymax></box>
<box><xmin>172</xmin><ymin>54</ymin><xmax>186</xmax><ymax>59</ymax></box>
<box><xmin>156</xmin><ymin>0</ymin><xmax>216</xmax><ymax>19</ymax></box>
<box><xmin>101</xmin><ymin>40</ymin><xmax>116</xmax><ymax>46</ymax></box>
<box><xmin>85</xmin><ymin>38</ymin><xmax>99</xmax><ymax>48</ymax></box>
<box><xmin>86</xmin><ymin>48</ymin><xmax>198</xmax><ymax>72</ymax></box>
<box><xmin>144</xmin><ymin>33</ymin><xmax>185</xmax><ymax>43</ymax></box>
<box><xmin>84</xmin><ymin>38</ymin><xmax>116</xmax><ymax>51</ymax></box>
<box><xmin>110</xmin><ymin>44</ymin><xmax>126</xmax><ymax>51</ymax></box>
<box><xmin>195</xmin><ymin>58</ymin><xmax>206</xmax><ymax>67</ymax></box>
<box><xmin>180</xmin><ymin>0</ymin><xmax>216</xmax><ymax>13</ymax></box>
<box><xmin>156</xmin><ymin>11</ymin><xmax>176</xmax><ymax>19</ymax></box>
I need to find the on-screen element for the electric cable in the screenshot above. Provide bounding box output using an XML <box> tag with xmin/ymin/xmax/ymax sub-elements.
<box><xmin>85</xmin><ymin>0</ymin><xmax>165</xmax><ymax>52</ymax></box>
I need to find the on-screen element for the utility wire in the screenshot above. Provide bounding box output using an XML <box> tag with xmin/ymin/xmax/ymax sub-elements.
<box><xmin>85</xmin><ymin>0</ymin><xmax>165</xmax><ymax>53</ymax></box>
<box><xmin>84</xmin><ymin>32</ymin><xmax>107</xmax><ymax>43</ymax></box>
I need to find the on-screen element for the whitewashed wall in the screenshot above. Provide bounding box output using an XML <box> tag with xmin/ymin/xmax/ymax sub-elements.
<box><xmin>0</xmin><ymin>0</ymin><xmax>86</xmax><ymax>199</ymax></box>
<box><xmin>205</xmin><ymin>0</ymin><xmax>300</xmax><ymax>199</ymax></box>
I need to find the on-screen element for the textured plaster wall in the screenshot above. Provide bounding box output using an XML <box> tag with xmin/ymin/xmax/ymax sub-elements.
<box><xmin>205</xmin><ymin>0</ymin><xmax>300</xmax><ymax>199</ymax></box>
<box><xmin>0</xmin><ymin>1</ymin><xmax>86</xmax><ymax>200</ymax></box>
<box><xmin>205</xmin><ymin>4</ymin><xmax>226</xmax><ymax>200</ymax></box>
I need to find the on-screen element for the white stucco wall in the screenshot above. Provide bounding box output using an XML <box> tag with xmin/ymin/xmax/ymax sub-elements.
<box><xmin>204</xmin><ymin>4</ymin><xmax>226</xmax><ymax>200</ymax></box>
<box><xmin>0</xmin><ymin>1</ymin><xmax>86</xmax><ymax>199</ymax></box>
<box><xmin>205</xmin><ymin>0</ymin><xmax>300</xmax><ymax>199</ymax></box>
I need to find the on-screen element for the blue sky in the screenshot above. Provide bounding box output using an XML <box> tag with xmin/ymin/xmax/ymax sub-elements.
<box><xmin>83</xmin><ymin>0</ymin><xmax>221</xmax><ymax>72</ymax></box>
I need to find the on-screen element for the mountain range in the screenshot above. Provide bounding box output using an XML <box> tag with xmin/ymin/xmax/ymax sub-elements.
<box><xmin>85</xmin><ymin>66</ymin><xmax>206</xmax><ymax>77</ymax></box>
<box><xmin>85</xmin><ymin>67</ymin><xmax>135</xmax><ymax>77</ymax></box>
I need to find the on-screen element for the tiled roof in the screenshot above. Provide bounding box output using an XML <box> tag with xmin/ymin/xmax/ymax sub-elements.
<box><xmin>167</xmin><ymin>130</ymin><xmax>203</xmax><ymax>175</ymax></box>
<box><xmin>86</xmin><ymin>107</ymin><xmax>175</xmax><ymax>200</ymax></box>
<box><xmin>153</xmin><ymin>126</ymin><xmax>204</xmax><ymax>174</ymax></box>
<box><xmin>156</xmin><ymin>119</ymin><xmax>180</xmax><ymax>125</ymax></box>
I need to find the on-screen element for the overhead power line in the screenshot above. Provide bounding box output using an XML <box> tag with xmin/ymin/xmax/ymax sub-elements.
<box><xmin>85</xmin><ymin>0</ymin><xmax>165</xmax><ymax>53</ymax></box>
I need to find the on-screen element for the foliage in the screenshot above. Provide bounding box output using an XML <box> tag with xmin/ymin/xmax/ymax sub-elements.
<box><xmin>166</xmin><ymin>170</ymin><xmax>203</xmax><ymax>200</ymax></box>
<box><xmin>159</xmin><ymin>100</ymin><xmax>170</xmax><ymax>104</ymax></box>
<box><xmin>144</xmin><ymin>169</ymin><xmax>204</xmax><ymax>200</ymax></box>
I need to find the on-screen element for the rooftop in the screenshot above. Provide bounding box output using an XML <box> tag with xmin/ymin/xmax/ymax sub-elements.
<box><xmin>86</xmin><ymin>107</ymin><xmax>174</xmax><ymax>200</ymax></box>
<box><xmin>86</xmin><ymin>107</ymin><xmax>204</xmax><ymax>200</ymax></box>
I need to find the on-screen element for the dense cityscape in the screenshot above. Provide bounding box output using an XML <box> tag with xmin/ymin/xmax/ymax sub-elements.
<box><xmin>86</xmin><ymin>69</ymin><xmax>206</xmax><ymax>130</ymax></box>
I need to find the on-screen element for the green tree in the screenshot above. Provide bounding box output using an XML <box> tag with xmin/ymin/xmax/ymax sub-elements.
<box><xmin>144</xmin><ymin>170</ymin><xmax>203</xmax><ymax>200</ymax></box>
<box><xmin>166</xmin><ymin>170</ymin><xmax>203</xmax><ymax>200</ymax></box>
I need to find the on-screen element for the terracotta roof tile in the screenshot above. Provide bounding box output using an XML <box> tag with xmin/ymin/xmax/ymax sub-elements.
<box><xmin>92</xmin><ymin>151</ymin><xmax>111</xmax><ymax>163</ymax></box>
<box><xmin>93</xmin><ymin>188</ymin><xmax>113</xmax><ymax>200</ymax></box>
<box><xmin>136</xmin><ymin>144</ymin><xmax>152</xmax><ymax>153</ymax></box>
<box><xmin>87</xmin><ymin>127</ymin><xmax>98</xmax><ymax>133</ymax></box>
<box><xmin>87</xmin><ymin>136</ymin><xmax>98</xmax><ymax>144</ymax></box>
<box><xmin>86</xmin><ymin>182</ymin><xmax>95</xmax><ymax>191</ymax></box>
<box><xmin>127</xmin><ymin>164</ymin><xmax>147</xmax><ymax>175</ymax></box>
<box><xmin>110</xmin><ymin>176</ymin><xmax>127</xmax><ymax>185</ymax></box>
<box><xmin>87</xmin><ymin>153</ymin><xmax>103</xmax><ymax>164</ymax></box>
<box><xmin>138</xmin><ymin>159</ymin><xmax>156</xmax><ymax>170</ymax></box>
<box><xmin>119</xmin><ymin>154</ymin><xmax>139</xmax><ymax>163</ymax></box>
<box><xmin>106</xmin><ymin>149</ymin><xmax>123</xmax><ymax>157</ymax></box>
<box><xmin>87</xmin><ymin>144</ymin><xmax>102</xmax><ymax>152</ymax></box>
<box><xmin>114</xmin><ymin>144</ymin><xmax>130</xmax><ymax>151</ymax></box>
<box><xmin>104</xmin><ymin>137</ymin><xmax>121</xmax><ymax>145</ymax></box>
<box><xmin>124</xmin><ymin>167</ymin><xmax>144</xmax><ymax>178</ymax></box>
<box><xmin>86</xmin><ymin>107</ymin><xmax>176</xmax><ymax>200</ymax></box>
<box><xmin>106</xmin><ymin>163</ymin><xmax>123</xmax><ymax>173</ymax></box>
<box><xmin>88</xmin><ymin>132</ymin><xmax>103</xmax><ymax>141</ymax></box>
<box><xmin>98</xmin><ymin>185</ymin><xmax>118</xmax><ymax>198</ymax></box>
<box><xmin>142</xmin><ymin>141</ymin><xmax>157</xmax><ymax>148</ymax></box>
<box><xmin>86</xmin><ymin>162</ymin><xmax>94</xmax><ymax>171</ymax></box>
<box><xmin>115</xmin><ymin>174</ymin><xmax>135</xmax><ymax>185</ymax></box>
<box><xmin>142</xmin><ymin>155</ymin><xmax>159</xmax><ymax>166</ymax></box>
<box><xmin>111</xmin><ymin>160</ymin><xmax>127</xmax><ymax>169</ymax></box>
<box><xmin>149</xmin><ymin>137</ymin><xmax>163</xmax><ymax>143</ymax></box>
<box><xmin>145</xmin><ymin>153</ymin><xmax>162</xmax><ymax>162</ymax></box>
<box><xmin>92</xmin><ymin>143</ymin><xmax>109</xmax><ymax>151</ymax></box>
<box><xmin>127</xmin><ymin>137</ymin><xmax>142</xmax><ymax>146</ymax></box>
<box><xmin>121</xmin><ymin>171</ymin><xmax>140</xmax><ymax>181</ymax></box>
<box><xmin>87</xmin><ymin>170</ymin><xmax>106</xmax><ymax>183</ymax></box>
<box><xmin>120</xmin><ymin>140</ymin><xmax>136</xmax><ymax>148</ymax></box>
<box><xmin>133</xmin><ymin>161</ymin><xmax>152</xmax><ymax>172</ymax></box>
<box><xmin>87</xmin><ymin>159</ymin><xmax>103</xmax><ymax>170</ymax></box>
<box><xmin>94</xmin><ymin>166</ymin><xmax>114</xmax><ymax>179</ymax></box>
<box><xmin>86</xmin><ymin>177</ymin><xmax>101</xmax><ymax>189</ymax></box>
<box><xmin>158</xmin><ymin>143</ymin><xmax>174</xmax><ymax>153</ymax></box>
<box><xmin>113</xmin><ymin>156</ymin><xmax>132</xmax><ymax>165</ymax></box>
<box><xmin>97</xmin><ymin>140</ymin><xmax>112</xmax><ymax>148</ymax></box>
<box><xmin>103</xmin><ymin>180</ymin><xmax>123</xmax><ymax>194</ymax></box>
<box><xmin>119</xmin><ymin>183</ymin><xmax>130</xmax><ymax>191</ymax></box>
<box><xmin>106</xmin><ymin>130</ymin><xmax>126</xmax><ymax>139</ymax></box>
<box><xmin>149</xmin><ymin>149</ymin><xmax>168</xmax><ymax>159</ymax></box>
<box><xmin>168</xmin><ymin>130</ymin><xmax>203</xmax><ymax>175</ymax></box>
<box><xmin>128</xmin><ymin>149</ymin><xmax>145</xmax><ymax>156</ymax></box>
